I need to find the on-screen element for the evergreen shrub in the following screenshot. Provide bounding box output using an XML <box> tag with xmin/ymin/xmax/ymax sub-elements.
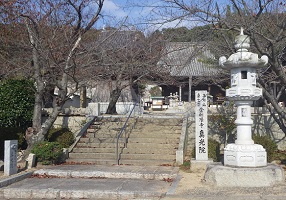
<box><xmin>191</xmin><ymin>138</ymin><xmax>221</xmax><ymax>162</ymax></box>
<box><xmin>208</xmin><ymin>138</ymin><xmax>221</xmax><ymax>162</ymax></box>
<box><xmin>253</xmin><ymin>134</ymin><xmax>278</xmax><ymax>162</ymax></box>
<box><xmin>47</xmin><ymin>127</ymin><xmax>74</xmax><ymax>148</ymax></box>
<box><xmin>31</xmin><ymin>141</ymin><xmax>63</xmax><ymax>165</ymax></box>
<box><xmin>0</xmin><ymin>79</ymin><xmax>34</xmax><ymax>128</ymax></box>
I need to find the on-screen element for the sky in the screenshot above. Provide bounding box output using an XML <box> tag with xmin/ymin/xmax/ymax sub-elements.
<box><xmin>97</xmin><ymin>0</ymin><xmax>199</xmax><ymax>32</ymax></box>
<box><xmin>98</xmin><ymin>0</ymin><xmax>230</xmax><ymax>32</ymax></box>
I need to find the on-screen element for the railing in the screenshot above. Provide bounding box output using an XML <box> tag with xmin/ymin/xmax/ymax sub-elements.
<box><xmin>116</xmin><ymin>96</ymin><xmax>141</xmax><ymax>165</ymax></box>
<box><xmin>176</xmin><ymin>112</ymin><xmax>190</xmax><ymax>164</ymax></box>
<box><xmin>68</xmin><ymin>115</ymin><xmax>98</xmax><ymax>153</ymax></box>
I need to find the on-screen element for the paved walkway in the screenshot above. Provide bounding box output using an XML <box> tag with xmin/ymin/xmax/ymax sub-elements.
<box><xmin>1</xmin><ymin>164</ymin><xmax>286</xmax><ymax>199</ymax></box>
<box><xmin>0</xmin><ymin>165</ymin><xmax>179</xmax><ymax>199</ymax></box>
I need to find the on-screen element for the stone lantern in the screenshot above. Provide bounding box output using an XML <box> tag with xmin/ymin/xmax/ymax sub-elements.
<box><xmin>219</xmin><ymin>28</ymin><xmax>268</xmax><ymax>167</ymax></box>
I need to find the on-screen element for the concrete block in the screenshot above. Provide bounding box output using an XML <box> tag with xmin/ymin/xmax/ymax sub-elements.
<box><xmin>26</xmin><ymin>153</ymin><xmax>36</xmax><ymax>169</ymax></box>
<box><xmin>204</xmin><ymin>163</ymin><xmax>285</xmax><ymax>187</ymax></box>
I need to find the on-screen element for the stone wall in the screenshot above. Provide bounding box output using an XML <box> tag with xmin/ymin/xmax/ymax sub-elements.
<box><xmin>208</xmin><ymin>106</ymin><xmax>286</xmax><ymax>150</ymax></box>
<box><xmin>42</xmin><ymin>111</ymin><xmax>87</xmax><ymax>135</ymax></box>
<box><xmin>42</xmin><ymin>102</ymin><xmax>143</xmax><ymax>136</ymax></box>
<box><xmin>252</xmin><ymin>113</ymin><xmax>286</xmax><ymax>150</ymax></box>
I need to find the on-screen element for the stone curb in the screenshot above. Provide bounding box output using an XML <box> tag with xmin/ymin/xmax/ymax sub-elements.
<box><xmin>3</xmin><ymin>187</ymin><xmax>165</xmax><ymax>199</ymax></box>
<box><xmin>2</xmin><ymin>177</ymin><xmax>170</xmax><ymax>199</ymax></box>
<box><xmin>0</xmin><ymin>171</ymin><xmax>34</xmax><ymax>188</ymax></box>
<box><xmin>33</xmin><ymin>167</ymin><xmax>179</xmax><ymax>180</ymax></box>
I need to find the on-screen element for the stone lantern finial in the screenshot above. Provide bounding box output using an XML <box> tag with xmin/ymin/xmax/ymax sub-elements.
<box><xmin>235</xmin><ymin>27</ymin><xmax>250</xmax><ymax>51</ymax></box>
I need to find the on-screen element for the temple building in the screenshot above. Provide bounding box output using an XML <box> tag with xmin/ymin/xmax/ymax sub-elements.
<box><xmin>157</xmin><ymin>42</ymin><xmax>224</xmax><ymax>103</ymax></box>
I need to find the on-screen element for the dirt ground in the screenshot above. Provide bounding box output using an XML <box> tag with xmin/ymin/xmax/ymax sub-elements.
<box><xmin>162</xmin><ymin>163</ymin><xmax>286</xmax><ymax>200</ymax></box>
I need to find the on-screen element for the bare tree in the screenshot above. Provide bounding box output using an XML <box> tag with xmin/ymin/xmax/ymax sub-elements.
<box><xmin>89</xmin><ymin>27</ymin><xmax>175</xmax><ymax>114</ymax></box>
<box><xmin>0</xmin><ymin>0</ymin><xmax>105</xmax><ymax>150</ymax></box>
<box><xmin>145</xmin><ymin>0</ymin><xmax>286</xmax><ymax>134</ymax></box>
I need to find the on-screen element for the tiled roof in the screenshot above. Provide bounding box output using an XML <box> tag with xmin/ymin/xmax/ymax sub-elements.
<box><xmin>96</xmin><ymin>29</ymin><xmax>143</xmax><ymax>49</ymax></box>
<box><xmin>158</xmin><ymin>42</ymin><xmax>221</xmax><ymax>77</ymax></box>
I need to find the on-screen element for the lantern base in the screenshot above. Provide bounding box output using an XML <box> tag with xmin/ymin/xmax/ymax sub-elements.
<box><xmin>204</xmin><ymin>163</ymin><xmax>284</xmax><ymax>187</ymax></box>
<box><xmin>224</xmin><ymin>143</ymin><xmax>267</xmax><ymax>167</ymax></box>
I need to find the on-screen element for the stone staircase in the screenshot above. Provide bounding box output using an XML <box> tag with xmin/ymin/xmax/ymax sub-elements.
<box><xmin>120</xmin><ymin>117</ymin><xmax>183</xmax><ymax>166</ymax></box>
<box><xmin>68</xmin><ymin>116</ymin><xmax>183</xmax><ymax>166</ymax></box>
<box><xmin>68</xmin><ymin>117</ymin><xmax>136</xmax><ymax>165</ymax></box>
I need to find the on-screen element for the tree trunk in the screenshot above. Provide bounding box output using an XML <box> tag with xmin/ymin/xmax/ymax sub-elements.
<box><xmin>106</xmin><ymin>88</ymin><xmax>122</xmax><ymax>114</ymax></box>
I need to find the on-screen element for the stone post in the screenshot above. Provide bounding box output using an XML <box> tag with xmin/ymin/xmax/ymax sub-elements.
<box><xmin>188</xmin><ymin>76</ymin><xmax>192</xmax><ymax>102</ymax></box>
<box><xmin>80</xmin><ymin>85</ymin><xmax>87</xmax><ymax>108</ymax></box>
<box><xmin>4</xmin><ymin>140</ymin><xmax>18</xmax><ymax>176</ymax></box>
<box><xmin>179</xmin><ymin>86</ymin><xmax>182</xmax><ymax>102</ymax></box>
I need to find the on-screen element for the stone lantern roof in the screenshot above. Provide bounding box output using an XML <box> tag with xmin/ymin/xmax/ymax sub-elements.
<box><xmin>219</xmin><ymin>28</ymin><xmax>268</xmax><ymax>69</ymax></box>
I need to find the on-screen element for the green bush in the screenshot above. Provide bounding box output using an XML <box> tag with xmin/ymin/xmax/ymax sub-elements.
<box><xmin>191</xmin><ymin>138</ymin><xmax>221</xmax><ymax>162</ymax></box>
<box><xmin>0</xmin><ymin>79</ymin><xmax>34</xmax><ymax>128</ymax></box>
<box><xmin>253</xmin><ymin>134</ymin><xmax>278</xmax><ymax>162</ymax></box>
<box><xmin>208</xmin><ymin>138</ymin><xmax>221</xmax><ymax>162</ymax></box>
<box><xmin>47</xmin><ymin>127</ymin><xmax>74</xmax><ymax>148</ymax></box>
<box><xmin>31</xmin><ymin>141</ymin><xmax>63</xmax><ymax>165</ymax></box>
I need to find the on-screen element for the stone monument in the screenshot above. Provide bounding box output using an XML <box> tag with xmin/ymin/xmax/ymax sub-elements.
<box><xmin>204</xmin><ymin>28</ymin><xmax>284</xmax><ymax>187</ymax></box>
<box><xmin>191</xmin><ymin>90</ymin><xmax>213</xmax><ymax>172</ymax></box>
<box><xmin>4</xmin><ymin>140</ymin><xmax>18</xmax><ymax>176</ymax></box>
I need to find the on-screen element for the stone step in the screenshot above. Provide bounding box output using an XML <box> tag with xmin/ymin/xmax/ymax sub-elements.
<box><xmin>127</xmin><ymin>138</ymin><xmax>179</xmax><ymax>144</ymax></box>
<box><xmin>72</xmin><ymin>147</ymin><xmax>116</xmax><ymax>153</ymax></box>
<box><xmin>33</xmin><ymin>165</ymin><xmax>179</xmax><ymax>180</ymax></box>
<box><xmin>134</xmin><ymin>125</ymin><xmax>182</xmax><ymax>130</ymax></box>
<box><xmin>137</xmin><ymin>118</ymin><xmax>183</xmax><ymax>126</ymax></box>
<box><xmin>66</xmin><ymin>158</ymin><xmax>117</xmax><ymax>165</ymax></box>
<box><xmin>129</xmin><ymin>132</ymin><xmax>180</xmax><ymax>139</ymax></box>
<box><xmin>126</xmin><ymin>143</ymin><xmax>177</xmax><ymax>149</ymax></box>
<box><xmin>84</xmin><ymin>132</ymin><xmax>118</xmax><ymax>138</ymax></box>
<box><xmin>122</xmin><ymin>147</ymin><xmax>176</xmax><ymax>155</ymax></box>
<box><xmin>120</xmin><ymin>153</ymin><xmax>175</xmax><ymax>160</ymax></box>
<box><xmin>134</xmin><ymin>128</ymin><xmax>181</xmax><ymax>133</ymax></box>
<box><xmin>69</xmin><ymin>152</ymin><xmax>116</xmax><ymax>159</ymax></box>
<box><xmin>75</xmin><ymin>142</ymin><xmax>124</xmax><ymax>148</ymax></box>
<box><xmin>120</xmin><ymin>159</ymin><xmax>175</xmax><ymax>166</ymax></box>
<box><xmin>86</xmin><ymin>128</ymin><xmax>121</xmax><ymax>133</ymax></box>
<box><xmin>78</xmin><ymin>137</ymin><xmax>116</xmax><ymax>143</ymax></box>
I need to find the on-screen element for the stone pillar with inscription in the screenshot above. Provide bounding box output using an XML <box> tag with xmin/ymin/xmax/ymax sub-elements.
<box><xmin>191</xmin><ymin>90</ymin><xmax>212</xmax><ymax>172</ymax></box>
<box><xmin>195</xmin><ymin>90</ymin><xmax>208</xmax><ymax>161</ymax></box>
<box><xmin>219</xmin><ymin>28</ymin><xmax>268</xmax><ymax>167</ymax></box>
<box><xmin>4</xmin><ymin>140</ymin><xmax>18</xmax><ymax>176</ymax></box>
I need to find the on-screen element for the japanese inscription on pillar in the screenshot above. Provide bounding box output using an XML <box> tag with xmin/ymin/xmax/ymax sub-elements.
<box><xmin>195</xmin><ymin>90</ymin><xmax>208</xmax><ymax>160</ymax></box>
